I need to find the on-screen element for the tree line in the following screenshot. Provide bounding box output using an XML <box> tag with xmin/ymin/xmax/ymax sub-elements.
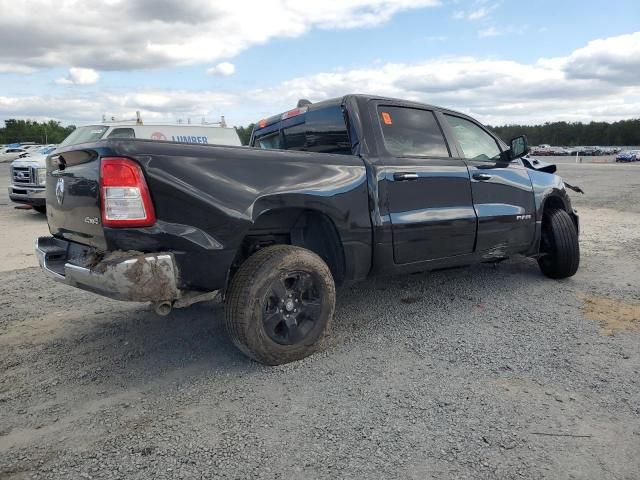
<box><xmin>0</xmin><ymin>119</ymin><xmax>77</xmax><ymax>145</ymax></box>
<box><xmin>3</xmin><ymin>117</ymin><xmax>639</xmax><ymax>147</ymax></box>
<box><xmin>488</xmin><ymin>118</ymin><xmax>640</xmax><ymax>147</ymax></box>
<box><xmin>234</xmin><ymin>123</ymin><xmax>255</xmax><ymax>146</ymax></box>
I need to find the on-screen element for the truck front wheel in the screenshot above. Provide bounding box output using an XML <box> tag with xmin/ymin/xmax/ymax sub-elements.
<box><xmin>225</xmin><ymin>245</ymin><xmax>336</xmax><ymax>365</ymax></box>
<box><xmin>538</xmin><ymin>208</ymin><xmax>580</xmax><ymax>279</ymax></box>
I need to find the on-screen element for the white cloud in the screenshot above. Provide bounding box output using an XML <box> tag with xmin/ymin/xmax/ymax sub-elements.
<box><xmin>206</xmin><ymin>62</ymin><xmax>236</xmax><ymax>76</ymax></box>
<box><xmin>467</xmin><ymin>7</ymin><xmax>489</xmax><ymax>20</ymax></box>
<box><xmin>55</xmin><ymin>67</ymin><xmax>100</xmax><ymax>86</ymax></box>
<box><xmin>0</xmin><ymin>0</ymin><xmax>440</xmax><ymax>71</ymax></box>
<box><xmin>478</xmin><ymin>25</ymin><xmax>526</xmax><ymax>38</ymax></box>
<box><xmin>562</xmin><ymin>32</ymin><xmax>640</xmax><ymax>84</ymax></box>
<box><xmin>477</xmin><ymin>26</ymin><xmax>499</xmax><ymax>37</ymax></box>
<box><xmin>0</xmin><ymin>64</ymin><xmax>36</xmax><ymax>74</ymax></box>
<box><xmin>1</xmin><ymin>32</ymin><xmax>639</xmax><ymax>127</ymax></box>
<box><xmin>453</xmin><ymin>1</ymin><xmax>499</xmax><ymax>21</ymax></box>
<box><xmin>0</xmin><ymin>90</ymin><xmax>237</xmax><ymax>125</ymax></box>
<box><xmin>246</xmin><ymin>32</ymin><xmax>640</xmax><ymax>125</ymax></box>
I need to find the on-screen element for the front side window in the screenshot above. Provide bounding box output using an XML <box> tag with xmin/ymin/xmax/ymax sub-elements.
<box><xmin>444</xmin><ymin>115</ymin><xmax>502</xmax><ymax>161</ymax></box>
<box><xmin>378</xmin><ymin>106</ymin><xmax>449</xmax><ymax>157</ymax></box>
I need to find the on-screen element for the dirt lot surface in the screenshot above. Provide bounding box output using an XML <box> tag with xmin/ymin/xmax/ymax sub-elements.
<box><xmin>1</xmin><ymin>159</ymin><xmax>639</xmax><ymax>479</ymax></box>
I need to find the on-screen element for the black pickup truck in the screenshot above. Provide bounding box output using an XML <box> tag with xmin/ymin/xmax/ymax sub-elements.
<box><xmin>36</xmin><ymin>94</ymin><xmax>579</xmax><ymax>365</ymax></box>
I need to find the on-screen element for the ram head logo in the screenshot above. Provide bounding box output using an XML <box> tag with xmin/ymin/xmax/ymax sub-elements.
<box><xmin>55</xmin><ymin>178</ymin><xmax>65</xmax><ymax>205</ymax></box>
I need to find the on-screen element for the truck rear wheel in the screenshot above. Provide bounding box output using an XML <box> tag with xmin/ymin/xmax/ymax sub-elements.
<box><xmin>538</xmin><ymin>208</ymin><xmax>579</xmax><ymax>279</ymax></box>
<box><xmin>225</xmin><ymin>245</ymin><xmax>336</xmax><ymax>365</ymax></box>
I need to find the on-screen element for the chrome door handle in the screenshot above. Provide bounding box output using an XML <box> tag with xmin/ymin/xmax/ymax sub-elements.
<box><xmin>393</xmin><ymin>172</ymin><xmax>419</xmax><ymax>181</ymax></box>
<box><xmin>472</xmin><ymin>173</ymin><xmax>492</xmax><ymax>181</ymax></box>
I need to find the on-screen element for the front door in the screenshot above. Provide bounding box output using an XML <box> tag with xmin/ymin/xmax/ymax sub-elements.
<box><xmin>376</xmin><ymin>106</ymin><xmax>477</xmax><ymax>264</ymax></box>
<box><xmin>442</xmin><ymin>114</ymin><xmax>536</xmax><ymax>254</ymax></box>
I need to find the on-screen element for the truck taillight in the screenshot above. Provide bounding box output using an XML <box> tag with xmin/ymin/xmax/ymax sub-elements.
<box><xmin>100</xmin><ymin>157</ymin><xmax>155</xmax><ymax>227</ymax></box>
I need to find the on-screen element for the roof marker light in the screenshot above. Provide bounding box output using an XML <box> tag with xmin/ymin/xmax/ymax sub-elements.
<box><xmin>281</xmin><ymin>106</ymin><xmax>308</xmax><ymax>120</ymax></box>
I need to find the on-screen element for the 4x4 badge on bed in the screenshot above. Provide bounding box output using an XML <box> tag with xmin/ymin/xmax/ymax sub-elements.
<box><xmin>55</xmin><ymin>178</ymin><xmax>64</xmax><ymax>205</ymax></box>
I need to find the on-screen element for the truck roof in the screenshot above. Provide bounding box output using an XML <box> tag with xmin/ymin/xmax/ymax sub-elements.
<box><xmin>256</xmin><ymin>94</ymin><xmax>464</xmax><ymax>130</ymax></box>
<box><xmin>76</xmin><ymin>122</ymin><xmax>234</xmax><ymax>128</ymax></box>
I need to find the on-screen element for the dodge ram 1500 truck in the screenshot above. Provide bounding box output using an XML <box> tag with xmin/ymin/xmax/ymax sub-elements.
<box><xmin>36</xmin><ymin>94</ymin><xmax>580</xmax><ymax>365</ymax></box>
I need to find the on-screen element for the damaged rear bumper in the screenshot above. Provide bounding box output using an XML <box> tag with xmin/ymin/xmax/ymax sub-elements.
<box><xmin>35</xmin><ymin>236</ymin><xmax>180</xmax><ymax>302</ymax></box>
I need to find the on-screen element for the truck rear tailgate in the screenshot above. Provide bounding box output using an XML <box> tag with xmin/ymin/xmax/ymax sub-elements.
<box><xmin>46</xmin><ymin>148</ymin><xmax>107</xmax><ymax>250</ymax></box>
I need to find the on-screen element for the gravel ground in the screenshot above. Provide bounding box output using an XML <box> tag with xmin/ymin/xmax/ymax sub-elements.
<box><xmin>1</xmin><ymin>159</ymin><xmax>639</xmax><ymax>479</ymax></box>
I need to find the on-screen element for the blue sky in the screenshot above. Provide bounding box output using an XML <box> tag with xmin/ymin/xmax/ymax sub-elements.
<box><xmin>0</xmin><ymin>0</ymin><xmax>639</xmax><ymax>126</ymax></box>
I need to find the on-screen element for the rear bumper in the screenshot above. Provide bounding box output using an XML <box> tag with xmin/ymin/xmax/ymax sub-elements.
<box><xmin>8</xmin><ymin>185</ymin><xmax>46</xmax><ymax>206</ymax></box>
<box><xmin>36</xmin><ymin>236</ymin><xmax>181</xmax><ymax>302</ymax></box>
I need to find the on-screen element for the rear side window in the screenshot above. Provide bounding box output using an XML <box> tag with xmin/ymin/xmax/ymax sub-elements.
<box><xmin>108</xmin><ymin>128</ymin><xmax>136</xmax><ymax>139</ymax></box>
<box><xmin>378</xmin><ymin>107</ymin><xmax>449</xmax><ymax>157</ymax></box>
<box><xmin>253</xmin><ymin>106</ymin><xmax>352</xmax><ymax>155</ymax></box>
<box><xmin>282</xmin><ymin>123</ymin><xmax>306</xmax><ymax>150</ymax></box>
<box><xmin>298</xmin><ymin>106</ymin><xmax>351</xmax><ymax>154</ymax></box>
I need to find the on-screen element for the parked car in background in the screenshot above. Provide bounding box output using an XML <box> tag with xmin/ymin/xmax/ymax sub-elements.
<box><xmin>17</xmin><ymin>144</ymin><xmax>56</xmax><ymax>159</ymax></box>
<box><xmin>8</xmin><ymin>123</ymin><xmax>241</xmax><ymax>213</ymax></box>
<box><xmin>616</xmin><ymin>150</ymin><xmax>640</xmax><ymax>162</ymax></box>
<box><xmin>8</xmin><ymin>146</ymin><xmax>58</xmax><ymax>213</ymax></box>
<box><xmin>0</xmin><ymin>147</ymin><xmax>29</xmax><ymax>163</ymax></box>
<box><xmin>530</xmin><ymin>145</ymin><xmax>570</xmax><ymax>156</ymax></box>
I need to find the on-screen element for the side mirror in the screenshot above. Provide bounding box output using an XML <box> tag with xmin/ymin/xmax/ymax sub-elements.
<box><xmin>509</xmin><ymin>135</ymin><xmax>529</xmax><ymax>160</ymax></box>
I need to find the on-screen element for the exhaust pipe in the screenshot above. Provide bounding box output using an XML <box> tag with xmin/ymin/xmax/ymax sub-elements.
<box><xmin>153</xmin><ymin>301</ymin><xmax>173</xmax><ymax>316</ymax></box>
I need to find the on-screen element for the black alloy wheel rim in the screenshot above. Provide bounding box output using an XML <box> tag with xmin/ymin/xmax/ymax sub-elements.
<box><xmin>262</xmin><ymin>271</ymin><xmax>322</xmax><ymax>346</ymax></box>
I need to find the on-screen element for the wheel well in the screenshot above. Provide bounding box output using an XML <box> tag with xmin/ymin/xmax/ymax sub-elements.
<box><xmin>231</xmin><ymin>208</ymin><xmax>346</xmax><ymax>286</ymax></box>
<box><xmin>543</xmin><ymin>196</ymin><xmax>565</xmax><ymax>216</ymax></box>
<box><xmin>543</xmin><ymin>195</ymin><xmax>578</xmax><ymax>232</ymax></box>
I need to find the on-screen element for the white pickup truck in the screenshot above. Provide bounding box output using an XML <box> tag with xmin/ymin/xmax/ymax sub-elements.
<box><xmin>8</xmin><ymin>123</ymin><xmax>242</xmax><ymax>212</ymax></box>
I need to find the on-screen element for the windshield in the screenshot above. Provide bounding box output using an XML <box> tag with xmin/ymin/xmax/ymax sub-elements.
<box><xmin>59</xmin><ymin>125</ymin><xmax>109</xmax><ymax>148</ymax></box>
<box><xmin>37</xmin><ymin>146</ymin><xmax>56</xmax><ymax>155</ymax></box>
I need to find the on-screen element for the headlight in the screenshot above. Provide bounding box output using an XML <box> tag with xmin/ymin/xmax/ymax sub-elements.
<box><xmin>37</xmin><ymin>168</ymin><xmax>47</xmax><ymax>185</ymax></box>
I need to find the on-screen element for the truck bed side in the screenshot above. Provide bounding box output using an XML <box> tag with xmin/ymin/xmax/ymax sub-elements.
<box><xmin>46</xmin><ymin>139</ymin><xmax>372</xmax><ymax>293</ymax></box>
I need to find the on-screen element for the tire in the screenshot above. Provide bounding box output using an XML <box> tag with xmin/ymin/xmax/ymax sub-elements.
<box><xmin>225</xmin><ymin>245</ymin><xmax>336</xmax><ymax>365</ymax></box>
<box><xmin>537</xmin><ymin>208</ymin><xmax>579</xmax><ymax>279</ymax></box>
<box><xmin>33</xmin><ymin>205</ymin><xmax>46</xmax><ymax>214</ymax></box>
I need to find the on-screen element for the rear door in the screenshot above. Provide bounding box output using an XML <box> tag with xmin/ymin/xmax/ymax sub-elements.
<box><xmin>442</xmin><ymin>114</ymin><xmax>536</xmax><ymax>254</ymax></box>
<box><xmin>375</xmin><ymin>105</ymin><xmax>477</xmax><ymax>264</ymax></box>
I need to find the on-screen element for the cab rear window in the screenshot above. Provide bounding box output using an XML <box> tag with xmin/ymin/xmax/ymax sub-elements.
<box><xmin>253</xmin><ymin>106</ymin><xmax>352</xmax><ymax>155</ymax></box>
<box><xmin>59</xmin><ymin>126</ymin><xmax>109</xmax><ymax>147</ymax></box>
<box><xmin>255</xmin><ymin>132</ymin><xmax>282</xmax><ymax>150</ymax></box>
<box><xmin>107</xmin><ymin>128</ymin><xmax>136</xmax><ymax>139</ymax></box>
